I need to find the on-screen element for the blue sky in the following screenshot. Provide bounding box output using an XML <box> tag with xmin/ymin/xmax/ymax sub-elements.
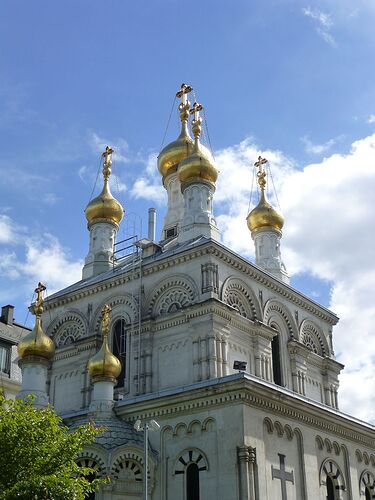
<box><xmin>1</xmin><ymin>0</ymin><xmax>375</xmax><ymax>420</ymax></box>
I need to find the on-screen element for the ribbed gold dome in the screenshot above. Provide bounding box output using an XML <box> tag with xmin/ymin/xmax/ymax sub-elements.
<box><xmin>18</xmin><ymin>283</ymin><xmax>55</xmax><ymax>361</ymax></box>
<box><xmin>178</xmin><ymin>103</ymin><xmax>218</xmax><ymax>191</ymax></box>
<box><xmin>247</xmin><ymin>190</ymin><xmax>284</xmax><ymax>233</ymax></box>
<box><xmin>85</xmin><ymin>183</ymin><xmax>124</xmax><ymax>228</ymax></box>
<box><xmin>88</xmin><ymin>304</ymin><xmax>121</xmax><ymax>383</ymax></box>
<box><xmin>85</xmin><ymin>146</ymin><xmax>124</xmax><ymax>228</ymax></box>
<box><xmin>158</xmin><ymin>98</ymin><xmax>194</xmax><ymax>181</ymax></box>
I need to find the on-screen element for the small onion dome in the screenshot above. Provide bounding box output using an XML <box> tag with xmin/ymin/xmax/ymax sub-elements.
<box><xmin>157</xmin><ymin>105</ymin><xmax>194</xmax><ymax>181</ymax></box>
<box><xmin>17</xmin><ymin>287</ymin><xmax>55</xmax><ymax>361</ymax></box>
<box><xmin>247</xmin><ymin>190</ymin><xmax>284</xmax><ymax>234</ymax></box>
<box><xmin>178</xmin><ymin>112</ymin><xmax>218</xmax><ymax>191</ymax></box>
<box><xmin>88</xmin><ymin>304</ymin><xmax>121</xmax><ymax>383</ymax></box>
<box><xmin>85</xmin><ymin>182</ymin><xmax>124</xmax><ymax>228</ymax></box>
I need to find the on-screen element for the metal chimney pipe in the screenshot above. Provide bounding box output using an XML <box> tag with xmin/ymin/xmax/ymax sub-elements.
<box><xmin>148</xmin><ymin>208</ymin><xmax>156</xmax><ymax>241</ymax></box>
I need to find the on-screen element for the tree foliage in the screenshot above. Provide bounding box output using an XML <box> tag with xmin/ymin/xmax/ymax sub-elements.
<box><xmin>0</xmin><ymin>396</ymin><xmax>106</xmax><ymax>499</ymax></box>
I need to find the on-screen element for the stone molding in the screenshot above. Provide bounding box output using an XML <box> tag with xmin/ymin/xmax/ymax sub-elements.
<box><xmin>44</xmin><ymin>242</ymin><xmax>338</xmax><ymax>325</ymax></box>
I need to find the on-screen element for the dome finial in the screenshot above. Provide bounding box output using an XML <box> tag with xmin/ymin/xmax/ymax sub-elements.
<box><xmin>87</xmin><ymin>304</ymin><xmax>121</xmax><ymax>382</ymax></box>
<box><xmin>102</xmin><ymin>146</ymin><xmax>114</xmax><ymax>181</ymax></box>
<box><xmin>176</xmin><ymin>83</ymin><xmax>193</xmax><ymax>128</ymax></box>
<box><xmin>17</xmin><ymin>282</ymin><xmax>55</xmax><ymax>361</ymax></box>
<box><xmin>254</xmin><ymin>155</ymin><xmax>268</xmax><ymax>192</ymax></box>
<box><xmin>190</xmin><ymin>101</ymin><xmax>203</xmax><ymax>142</ymax></box>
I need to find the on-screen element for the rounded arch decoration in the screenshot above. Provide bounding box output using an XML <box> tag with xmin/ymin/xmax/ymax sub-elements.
<box><xmin>173</xmin><ymin>448</ymin><xmax>209</xmax><ymax>476</ymax></box>
<box><xmin>146</xmin><ymin>275</ymin><xmax>199</xmax><ymax>317</ymax></box>
<box><xmin>76</xmin><ymin>453</ymin><xmax>106</xmax><ymax>477</ymax></box>
<box><xmin>221</xmin><ymin>277</ymin><xmax>261</xmax><ymax>321</ymax></box>
<box><xmin>263</xmin><ymin>300</ymin><xmax>298</xmax><ymax>339</ymax></box>
<box><xmin>48</xmin><ymin>310</ymin><xmax>87</xmax><ymax>348</ymax></box>
<box><xmin>91</xmin><ymin>294</ymin><xmax>139</xmax><ymax>334</ymax></box>
<box><xmin>360</xmin><ymin>470</ymin><xmax>375</xmax><ymax>498</ymax></box>
<box><xmin>300</xmin><ymin>320</ymin><xmax>328</xmax><ymax>356</ymax></box>
<box><xmin>319</xmin><ymin>459</ymin><xmax>346</xmax><ymax>496</ymax></box>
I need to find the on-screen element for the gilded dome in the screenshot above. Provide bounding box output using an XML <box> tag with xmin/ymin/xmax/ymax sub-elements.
<box><xmin>85</xmin><ymin>146</ymin><xmax>124</xmax><ymax>228</ymax></box>
<box><xmin>18</xmin><ymin>283</ymin><xmax>55</xmax><ymax>361</ymax></box>
<box><xmin>178</xmin><ymin>103</ymin><xmax>218</xmax><ymax>190</ymax></box>
<box><xmin>85</xmin><ymin>182</ymin><xmax>124</xmax><ymax>228</ymax></box>
<box><xmin>158</xmin><ymin>97</ymin><xmax>194</xmax><ymax>181</ymax></box>
<box><xmin>88</xmin><ymin>304</ymin><xmax>121</xmax><ymax>383</ymax></box>
<box><xmin>247</xmin><ymin>190</ymin><xmax>284</xmax><ymax>233</ymax></box>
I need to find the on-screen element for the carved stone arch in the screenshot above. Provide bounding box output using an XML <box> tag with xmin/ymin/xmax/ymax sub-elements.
<box><xmin>110</xmin><ymin>447</ymin><xmax>156</xmax><ymax>488</ymax></box>
<box><xmin>174</xmin><ymin>422</ymin><xmax>188</xmax><ymax>437</ymax></box>
<box><xmin>173</xmin><ymin>448</ymin><xmax>209</xmax><ymax>476</ymax></box>
<box><xmin>221</xmin><ymin>277</ymin><xmax>261</xmax><ymax>321</ymax></box>
<box><xmin>284</xmin><ymin>424</ymin><xmax>294</xmax><ymax>440</ymax></box>
<box><xmin>48</xmin><ymin>310</ymin><xmax>88</xmax><ymax>347</ymax></box>
<box><xmin>274</xmin><ymin>421</ymin><xmax>284</xmax><ymax>437</ymax></box>
<box><xmin>187</xmin><ymin>419</ymin><xmax>201</xmax><ymax>434</ymax></box>
<box><xmin>300</xmin><ymin>319</ymin><xmax>329</xmax><ymax>356</ymax></box>
<box><xmin>202</xmin><ymin>416</ymin><xmax>216</xmax><ymax>432</ymax></box>
<box><xmin>332</xmin><ymin>441</ymin><xmax>341</xmax><ymax>456</ymax></box>
<box><xmin>356</xmin><ymin>450</ymin><xmax>364</xmax><ymax>463</ymax></box>
<box><xmin>325</xmin><ymin>438</ymin><xmax>333</xmax><ymax>453</ymax></box>
<box><xmin>146</xmin><ymin>274</ymin><xmax>199</xmax><ymax>317</ymax></box>
<box><xmin>263</xmin><ymin>417</ymin><xmax>274</xmax><ymax>434</ymax></box>
<box><xmin>76</xmin><ymin>451</ymin><xmax>106</xmax><ymax>478</ymax></box>
<box><xmin>371</xmin><ymin>455</ymin><xmax>375</xmax><ymax>467</ymax></box>
<box><xmin>320</xmin><ymin>458</ymin><xmax>346</xmax><ymax>495</ymax></box>
<box><xmin>91</xmin><ymin>294</ymin><xmax>139</xmax><ymax>334</ymax></box>
<box><xmin>316</xmin><ymin>435</ymin><xmax>325</xmax><ymax>450</ymax></box>
<box><xmin>360</xmin><ymin>470</ymin><xmax>375</xmax><ymax>498</ymax></box>
<box><xmin>263</xmin><ymin>299</ymin><xmax>298</xmax><ymax>339</ymax></box>
<box><xmin>364</xmin><ymin>452</ymin><xmax>370</xmax><ymax>466</ymax></box>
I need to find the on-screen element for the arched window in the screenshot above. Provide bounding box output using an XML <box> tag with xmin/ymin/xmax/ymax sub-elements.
<box><xmin>112</xmin><ymin>319</ymin><xmax>126</xmax><ymax>387</ymax></box>
<box><xmin>326</xmin><ymin>475</ymin><xmax>335</xmax><ymax>500</ymax></box>
<box><xmin>271</xmin><ymin>333</ymin><xmax>282</xmax><ymax>386</ymax></box>
<box><xmin>186</xmin><ymin>463</ymin><xmax>200</xmax><ymax>500</ymax></box>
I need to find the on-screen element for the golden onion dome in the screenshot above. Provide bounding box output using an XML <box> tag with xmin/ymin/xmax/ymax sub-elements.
<box><xmin>17</xmin><ymin>283</ymin><xmax>55</xmax><ymax>361</ymax></box>
<box><xmin>85</xmin><ymin>147</ymin><xmax>124</xmax><ymax>228</ymax></box>
<box><xmin>246</xmin><ymin>156</ymin><xmax>284</xmax><ymax>234</ymax></box>
<box><xmin>246</xmin><ymin>190</ymin><xmax>284</xmax><ymax>233</ymax></box>
<box><xmin>88</xmin><ymin>304</ymin><xmax>121</xmax><ymax>383</ymax></box>
<box><xmin>158</xmin><ymin>98</ymin><xmax>194</xmax><ymax>181</ymax></box>
<box><xmin>178</xmin><ymin>102</ymin><xmax>218</xmax><ymax>191</ymax></box>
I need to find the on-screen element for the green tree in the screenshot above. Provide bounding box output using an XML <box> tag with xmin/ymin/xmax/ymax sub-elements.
<box><xmin>0</xmin><ymin>396</ymin><xmax>106</xmax><ymax>500</ymax></box>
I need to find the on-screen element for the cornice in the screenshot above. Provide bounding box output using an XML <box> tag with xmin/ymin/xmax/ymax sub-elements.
<box><xmin>115</xmin><ymin>375</ymin><xmax>375</xmax><ymax>448</ymax></box>
<box><xmin>43</xmin><ymin>240</ymin><xmax>338</xmax><ymax>327</ymax></box>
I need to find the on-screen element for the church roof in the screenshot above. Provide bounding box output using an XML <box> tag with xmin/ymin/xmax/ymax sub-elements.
<box><xmin>44</xmin><ymin>236</ymin><xmax>338</xmax><ymax>324</ymax></box>
<box><xmin>68</xmin><ymin>415</ymin><xmax>144</xmax><ymax>451</ymax></box>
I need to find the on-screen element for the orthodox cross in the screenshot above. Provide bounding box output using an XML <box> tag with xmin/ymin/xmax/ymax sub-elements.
<box><xmin>176</xmin><ymin>83</ymin><xmax>193</xmax><ymax>107</ymax></box>
<box><xmin>101</xmin><ymin>304</ymin><xmax>112</xmax><ymax>337</ymax></box>
<box><xmin>190</xmin><ymin>101</ymin><xmax>203</xmax><ymax>121</ymax></box>
<box><xmin>102</xmin><ymin>146</ymin><xmax>114</xmax><ymax>179</ymax></box>
<box><xmin>271</xmin><ymin>454</ymin><xmax>294</xmax><ymax>500</ymax></box>
<box><xmin>33</xmin><ymin>282</ymin><xmax>46</xmax><ymax>316</ymax></box>
<box><xmin>254</xmin><ymin>155</ymin><xmax>268</xmax><ymax>191</ymax></box>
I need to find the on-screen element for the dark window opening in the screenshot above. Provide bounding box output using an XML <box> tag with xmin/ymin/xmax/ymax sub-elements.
<box><xmin>271</xmin><ymin>334</ymin><xmax>282</xmax><ymax>386</ymax></box>
<box><xmin>165</xmin><ymin>226</ymin><xmax>177</xmax><ymax>239</ymax></box>
<box><xmin>366</xmin><ymin>487</ymin><xmax>372</xmax><ymax>500</ymax></box>
<box><xmin>85</xmin><ymin>473</ymin><xmax>96</xmax><ymax>500</ymax></box>
<box><xmin>0</xmin><ymin>344</ymin><xmax>10</xmax><ymax>375</ymax></box>
<box><xmin>326</xmin><ymin>476</ymin><xmax>335</xmax><ymax>500</ymax></box>
<box><xmin>186</xmin><ymin>463</ymin><xmax>200</xmax><ymax>500</ymax></box>
<box><xmin>112</xmin><ymin>319</ymin><xmax>126</xmax><ymax>387</ymax></box>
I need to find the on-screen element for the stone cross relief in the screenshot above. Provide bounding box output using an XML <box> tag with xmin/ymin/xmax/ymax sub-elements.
<box><xmin>271</xmin><ymin>453</ymin><xmax>294</xmax><ymax>500</ymax></box>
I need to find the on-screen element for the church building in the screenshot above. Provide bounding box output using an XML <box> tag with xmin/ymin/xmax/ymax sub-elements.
<box><xmin>17</xmin><ymin>84</ymin><xmax>375</xmax><ymax>499</ymax></box>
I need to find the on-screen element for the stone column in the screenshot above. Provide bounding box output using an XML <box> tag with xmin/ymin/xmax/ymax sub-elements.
<box><xmin>237</xmin><ymin>446</ymin><xmax>257</xmax><ymax>500</ymax></box>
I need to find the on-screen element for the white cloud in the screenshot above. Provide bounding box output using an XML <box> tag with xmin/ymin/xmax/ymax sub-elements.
<box><xmin>211</xmin><ymin>133</ymin><xmax>375</xmax><ymax>422</ymax></box>
<box><xmin>368</xmin><ymin>114</ymin><xmax>375</xmax><ymax>124</ymax></box>
<box><xmin>88</xmin><ymin>132</ymin><xmax>130</xmax><ymax>164</ymax></box>
<box><xmin>0</xmin><ymin>215</ymin><xmax>82</xmax><ymax>303</ymax></box>
<box><xmin>301</xmin><ymin>136</ymin><xmax>336</xmax><ymax>155</ymax></box>
<box><xmin>303</xmin><ymin>6</ymin><xmax>337</xmax><ymax>46</ymax></box>
<box><xmin>130</xmin><ymin>153</ymin><xmax>165</xmax><ymax>204</ymax></box>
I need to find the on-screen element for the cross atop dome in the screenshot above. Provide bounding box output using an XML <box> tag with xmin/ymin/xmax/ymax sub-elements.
<box><xmin>254</xmin><ymin>155</ymin><xmax>268</xmax><ymax>191</ymax></box>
